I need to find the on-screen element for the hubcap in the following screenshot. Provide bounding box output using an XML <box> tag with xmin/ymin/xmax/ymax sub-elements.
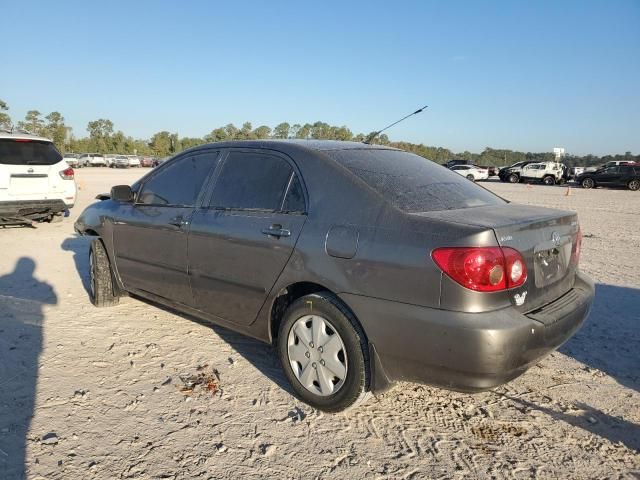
<box><xmin>89</xmin><ymin>251</ymin><xmax>95</xmax><ymax>297</ymax></box>
<box><xmin>287</xmin><ymin>315</ymin><xmax>348</xmax><ymax>396</ymax></box>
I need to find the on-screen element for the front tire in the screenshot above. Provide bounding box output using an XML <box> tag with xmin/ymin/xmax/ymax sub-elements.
<box><xmin>628</xmin><ymin>179</ymin><xmax>640</xmax><ymax>191</ymax></box>
<box><xmin>543</xmin><ymin>175</ymin><xmax>555</xmax><ymax>186</ymax></box>
<box><xmin>89</xmin><ymin>238</ymin><xmax>120</xmax><ymax>307</ymax></box>
<box><xmin>581</xmin><ymin>178</ymin><xmax>595</xmax><ymax>189</ymax></box>
<box><xmin>277</xmin><ymin>292</ymin><xmax>370</xmax><ymax>412</ymax></box>
<box><xmin>466</xmin><ymin>174</ymin><xmax>475</xmax><ymax>181</ymax></box>
<box><xmin>508</xmin><ymin>173</ymin><xmax>519</xmax><ymax>183</ymax></box>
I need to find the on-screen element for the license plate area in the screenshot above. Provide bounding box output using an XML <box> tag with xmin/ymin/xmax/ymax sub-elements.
<box><xmin>533</xmin><ymin>242</ymin><xmax>571</xmax><ymax>288</ymax></box>
<box><xmin>9</xmin><ymin>174</ymin><xmax>50</xmax><ymax>195</ymax></box>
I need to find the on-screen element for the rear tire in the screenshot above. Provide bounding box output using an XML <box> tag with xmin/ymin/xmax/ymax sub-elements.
<box><xmin>49</xmin><ymin>213</ymin><xmax>64</xmax><ymax>223</ymax></box>
<box><xmin>508</xmin><ymin>173</ymin><xmax>519</xmax><ymax>183</ymax></box>
<box><xmin>581</xmin><ymin>178</ymin><xmax>595</xmax><ymax>189</ymax></box>
<box><xmin>277</xmin><ymin>292</ymin><xmax>370</xmax><ymax>412</ymax></box>
<box><xmin>628</xmin><ymin>179</ymin><xmax>640</xmax><ymax>191</ymax></box>
<box><xmin>89</xmin><ymin>238</ymin><xmax>120</xmax><ymax>307</ymax></box>
<box><xmin>466</xmin><ymin>174</ymin><xmax>475</xmax><ymax>181</ymax></box>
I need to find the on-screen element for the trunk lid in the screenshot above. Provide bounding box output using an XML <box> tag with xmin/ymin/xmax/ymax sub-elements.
<box><xmin>415</xmin><ymin>203</ymin><xmax>580</xmax><ymax>312</ymax></box>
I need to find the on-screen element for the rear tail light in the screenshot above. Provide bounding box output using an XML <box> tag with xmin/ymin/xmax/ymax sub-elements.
<box><xmin>59</xmin><ymin>167</ymin><xmax>74</xmax><ymax>180</ymax></box>
<box><xmin>571</xmin><ymin>227</ymin><xmax>582</xmax><ymax>266</ymax></box>
<box><xmin>432</xmin><ymin>246</ymin><xmax>528</xmax><ymax>292</ymax></box>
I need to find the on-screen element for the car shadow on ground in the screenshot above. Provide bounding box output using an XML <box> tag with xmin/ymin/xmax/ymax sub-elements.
<box><xmin>61</xmin><ymin>235</ymin><xmax>92</xmax><ymax>295</ymax></box>
<box><xmin>560</xmin><ymin>283</ymin><xmax>639</xmax><ymax>394</ymax></box>
<box><xmin>499</xmin><ymin>394</ymin><xmax>640</xmax><ymax>452</ymax></box>
<box><xmin>132</xmin><ymin>296</ymin><xmax>296</xmax><ymax>397</ymax></box>
<box><xmin>0</xmin><ymin>258</ymin><xmax>57</xmax><ymax>480</ymax></box>
<box><xmin>520</xmin><ymin>282</ymin><xmax>640</xmax><ymax>452</ymax></box>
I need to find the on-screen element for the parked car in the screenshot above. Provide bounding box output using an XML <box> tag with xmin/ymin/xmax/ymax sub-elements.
<box><xmin>63</xmin><ymin>153</ymin><xmax>82</xmax><ymax>168</ymax></box>
<box><xmin>567</xmin><ymin>166</ymin><xmax>585</xmax><ymax>179</ymax></box>
<box><xmin>1</xmin><ymin>131</ymin><xmax>77</xmax><ymax>225</ymax></box>
<box><xmin>153</xmin><ymin>156</ymin><xmax>170</xmax><ymax>167</ymax></box>
<box><xmin>519</xmin><ymin>161</ymin><xmax>565</xmax><ymax>185</ymax></box>
<box><xmin>485</xmin><ymin>165</ymin><xmax>500</xmax><ymax>177</ymax></box>
<box><xmin>140</xmin><ymin>156</ymin><xmax>155</xmax><ymax>167</ymax></box>
<box><xmin>498</xmin><ymin>160</ymin><xmax>539</xmax><ymax>183</ymax></box>
<box><xmin>112</xmin><ymin>156</ymin><xmax>130</xmax><ymax>169</ymax></box>
<box><xmin>126</xmin><ymin>155</ymin><xmax>141</xmax><ymax>167</ymax></box>
<box><xmin>75</xmin><ymin>140</ymin><xmax>594</xmax><ymax>412</ymax></box>
<box><xmin>450</xmin><ymin>164</ymin><xmax>489</xmax><ymax>181</ymax></box>
<box><xmin>443</xmin><ymin>159</ymin><xmax>475</xmax><ymax>169</ymax></box>
<box><xmin>577</xmin><ymin>164</ymin><xmax>640</xmax><ymax>191</ymax></box>
<box><xmin>104</xmin><ymin>154</ymin><xmax>119</xmax><ymax>167</ymax></box>
<box><xmin>601</xmin><ymin>160</ymin><xmax>635</xmax><ymax>169</ymax></box>
<box><xmin>80</xmin><ymin>153</ymin><xmax>106</xmax><ymax>167</ymax></box>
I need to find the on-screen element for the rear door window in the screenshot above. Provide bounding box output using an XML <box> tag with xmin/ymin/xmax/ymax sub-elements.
<box><xmin>209</xmin><ymin>151</ymin><xmax>293</xmax><ymax>211</ymax></box>
<box><xmin>0</xmin><ymin>139</ymin><xmax>62</xmax><ymax>165</ymax></box>
<box><xmin>328</xmin><ymin>149</ymin><xmax>505</xmax><ymax>212</ymax></box>
<box><xmin>138</xmin><ymin>152</ymin><xmax>219</xmax><ymax>206</ymax></box>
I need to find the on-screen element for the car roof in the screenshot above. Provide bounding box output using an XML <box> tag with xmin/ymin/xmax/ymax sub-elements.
<box><xmin>188</xmin><ymin>139</ymin><xmax>400</xmax><ymax>154</ymax></box>
<box><xmin>0</xmin><ymin>131</ymin><xmax>53</xmax><ymax>143</ymax></box>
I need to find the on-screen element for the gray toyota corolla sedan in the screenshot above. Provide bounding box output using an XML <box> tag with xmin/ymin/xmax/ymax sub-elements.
<box><xmin>75</xmin><ymin>140</ymin><xmax>595</xmax><ymax>412</ymax></box>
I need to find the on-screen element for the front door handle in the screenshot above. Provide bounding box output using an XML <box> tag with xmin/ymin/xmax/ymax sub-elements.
<box><xmin>168</xmin><ymin>216</ymin><xmax>189</xmax><ymax>228</ymax></box>
<box><xmin>261</xmin><ymin>224</ymin><xmax>291</xmax><ymax>238</ymax></box>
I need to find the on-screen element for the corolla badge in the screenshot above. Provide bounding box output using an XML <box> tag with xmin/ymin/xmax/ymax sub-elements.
<box><xmin>551</xmin><ymin>231</ymin><xmax>561</xmax><ymax>247</ymax></box>
<box><xmin>27</xmin><ymin>168</ymin><xmax>34</xmax><ymax>173</ymax></box>
<box><xmin>514</xmin><ymin>291</ymin><xmax>527</xmax><ymax>306</ymax></box>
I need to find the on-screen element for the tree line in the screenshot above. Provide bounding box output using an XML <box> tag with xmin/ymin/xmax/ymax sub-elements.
<box><xmin>1</xmin><ymin>100</ymin><xmax>637</xmax><ymax>168</ymax></box>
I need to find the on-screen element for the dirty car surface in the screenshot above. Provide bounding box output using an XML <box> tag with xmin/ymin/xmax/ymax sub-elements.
<box><xmin>74</xmin><ymin>140</ymin><xmax>595</xmax><ymax>411</ymax></box>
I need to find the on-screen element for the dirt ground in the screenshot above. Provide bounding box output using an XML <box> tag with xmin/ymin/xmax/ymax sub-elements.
<box><xmin>1</xmin><ymin>168</ymin><xmax>638</xmax><ymax>479</ymax></box>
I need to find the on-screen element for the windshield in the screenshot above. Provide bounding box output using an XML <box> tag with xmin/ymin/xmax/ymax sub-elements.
<box><xmin>327</xmin><ymin>149</ymin><xmax>506</xmax><ymax>212</ymax></box>
<box><xmin>0</xmin><ymin>139</ymin><xmax>62</xmax><ymax>165</ymax></box>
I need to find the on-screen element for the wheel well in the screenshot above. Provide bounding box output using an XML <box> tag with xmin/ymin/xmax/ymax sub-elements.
<box><xmin>269</xmin><ymin>282</ymin><xmax>337</xmax><ymax>344</ymax></box>
<box><xmin>84</xmin><ymin>229</ymin><xmax>99</xmax><ymax>236</ymax></box>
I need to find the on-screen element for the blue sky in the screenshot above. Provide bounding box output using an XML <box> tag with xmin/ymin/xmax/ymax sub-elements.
<box><xmin>1</xmin><ymin>0</ymin><xmax>638</xmax><ymax>155</ymax></box>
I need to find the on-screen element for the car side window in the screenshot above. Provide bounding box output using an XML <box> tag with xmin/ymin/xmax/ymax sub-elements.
<box><xmin>604</xmin><ymin>167</ymin><xmax>618</xmax><ymax>174</ymax></box>
<box><xmin>281</xmin><ymin>173</ymin><xmax>306</xmax><ymax>213</ymax></box>
<box><xmin>209</xmin><ymin>152</ymin><xmax>293</xmax><ymax>211</ymax></box>
<box><xmin>138</xmin><ymin>152</ymin><xmax>219</xmax><ymax>207</ymax></box>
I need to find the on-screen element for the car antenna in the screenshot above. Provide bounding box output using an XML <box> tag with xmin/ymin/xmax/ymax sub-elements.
<box><xmin>363</xmin><ymin>104</ymin><xmax>428</xmax><ymax>144</ymax></box>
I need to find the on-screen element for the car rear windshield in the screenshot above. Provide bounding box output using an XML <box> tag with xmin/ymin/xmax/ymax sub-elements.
<box><xmin>327</xmin><ymin>149</ymin><xmax>506</xmax><ymax>212</ymax></box>
<box><xmin>0</xmin><ymin>139</ymin><xmax>62</xmax><ymax>165</ymax></box>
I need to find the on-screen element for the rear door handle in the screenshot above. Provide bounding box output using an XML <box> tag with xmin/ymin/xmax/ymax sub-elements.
<box><xmin>261</xmin><ymin>225</ymin><xmax>291</xmax><ymax>238</ymax></box>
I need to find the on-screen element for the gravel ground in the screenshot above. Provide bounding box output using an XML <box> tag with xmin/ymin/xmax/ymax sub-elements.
<box><xmin>1</xmin><ymin>168</ymin><xmax>638</xmax><ymax>479</ymax></box>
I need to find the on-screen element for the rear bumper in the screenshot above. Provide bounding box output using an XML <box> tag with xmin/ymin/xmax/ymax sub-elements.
<box><xmin>340</xmin><ymin>271</ymin><xmax>595</xmax><ymax>393</ymax></box>
<box><xmin>0</xmin><ymin>199</ymin><xmax>70</xmax><ymax>224</ymax></box>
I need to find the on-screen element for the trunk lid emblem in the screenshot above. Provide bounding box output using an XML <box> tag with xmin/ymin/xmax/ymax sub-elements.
<box><xmin>551</xmin><ymin>231</ymin><xmax>561</xmax><ymax>246</ymax></box>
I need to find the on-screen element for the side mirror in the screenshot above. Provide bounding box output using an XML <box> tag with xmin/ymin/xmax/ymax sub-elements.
<box><xmin>110</xmin><ymin>185</ymin><xmax>134</xmax><ymax>202</ymax></box>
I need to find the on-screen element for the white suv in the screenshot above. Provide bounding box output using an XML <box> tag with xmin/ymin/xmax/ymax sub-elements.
<box><xmin>80</xmin><ymin>152</ymin><xmax>106</xmax><ymax>167</ymax></box>
<box><xmin>0</xmin><ymin>131</ymin><xmax>77</xmax><ymax>225</ymax></box>
<box><xmin>520</xmin><ymin>161</ymin><xmax>565</xmax><ymax>185</ymax></box>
